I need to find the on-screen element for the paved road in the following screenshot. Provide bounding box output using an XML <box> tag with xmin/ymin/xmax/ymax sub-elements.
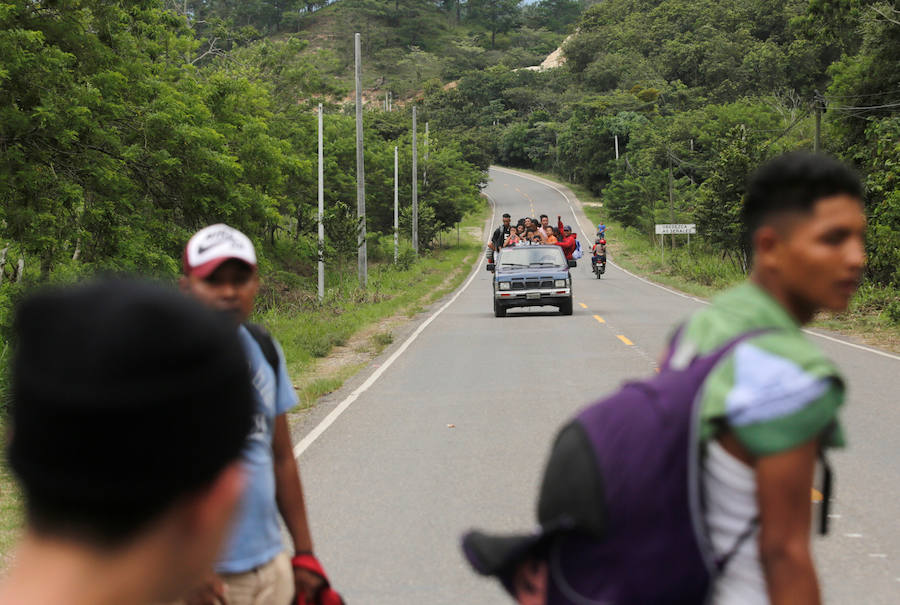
<box><xmin>293</xmin><ymin>167</ymin><xmax>900</xmax><ymax>603</ymax></box>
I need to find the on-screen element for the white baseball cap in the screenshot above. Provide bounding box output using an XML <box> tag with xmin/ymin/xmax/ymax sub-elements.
<box><xmin>183</xmin><ymin>224</ymin><xmax>257</xmax><ymax>279</ymax></box>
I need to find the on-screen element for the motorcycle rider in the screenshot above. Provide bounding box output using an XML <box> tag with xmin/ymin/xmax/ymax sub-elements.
<box><xmin>591</xmin><ymin>238</ymin><xmax>607</xmax><ymax>275</ymax></box>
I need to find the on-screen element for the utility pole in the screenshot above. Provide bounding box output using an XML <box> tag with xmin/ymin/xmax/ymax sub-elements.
<box><xmin>423</xmin><ymin>121</ymin><xmax>429</xmax><ymax>191</ymax></box>
<box><xmin>355</xmin><ymin>33</ymin><xmax>367</xmax><ymax>287</ymax></box>
<box><xmin>814</xmin><ymin>90</ymin><xmax>825</xmax><ymax>154</ymax></box>
<box><xmin>394</xmin><ymin>145</ymin><xmax>399</xmax><ymax>263</ymax></box>
<box><xmin>667</xmin><ymin>152</ymin><xmax>675</xmax><ymax>250</ymax></box>
<box><xmin>412</xmin><ymin>106</ymin><xmax>418</xmax><ymax>254</ymax></box>
<box><xmin>614</xmin><ymin>134</ymin><xmax>619</xmax><ymax>160</ymax></box>
<box><xmin>317</xmin><ymin>103</ymin><xmax>325</xmax><ymax>301</ymax></box>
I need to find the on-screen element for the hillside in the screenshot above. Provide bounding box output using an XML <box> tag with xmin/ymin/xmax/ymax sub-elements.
<box><xmin>188</xmin><ymin>0</ymin><xmax>577</xmax><ymax>102</ymax></box>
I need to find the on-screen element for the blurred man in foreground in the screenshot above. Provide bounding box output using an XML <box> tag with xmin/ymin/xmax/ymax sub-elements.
<box><xmin>179</xmin><ymin>224</ymin><xmax>341</xmax><ymax>605</ymax></box>
<box><xmin>0</xmin><ymin>280</ymin><xmax>254</xmax><ymax>605</ymax></box>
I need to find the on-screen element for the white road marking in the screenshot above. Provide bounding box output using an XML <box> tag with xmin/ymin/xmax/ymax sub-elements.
<box><xmin>868</xmin><ymin>553</ymin><xmax>887</xmax><ymax>558</ymax></box>
<box><xmin>828</xmin><ymin>514</ymin><xmax>842</xmax><ymax>519</ymax></box>
<box><xmin>844</xmin><ymin>533</ymin><xmax>864</xmax><ymax>538</ymax></box>
<box><xmin>492</xmin><ymin>166</ymin><xmax>900</xmax><ymax>362</ymax></box>
<box><xmin>293</xmin><ymin>196</ymin><xmax>496</xmax><ymax>459</ymax></box>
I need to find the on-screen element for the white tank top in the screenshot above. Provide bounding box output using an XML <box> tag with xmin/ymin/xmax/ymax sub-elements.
<box><xmin>703</xmin><ymin>440</ymin><xmax>768</xmax><ymax>605</ymax></box>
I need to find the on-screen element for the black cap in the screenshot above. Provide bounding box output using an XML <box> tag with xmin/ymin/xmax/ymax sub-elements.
<box><xmin>8</xmin><ymin>279</ymin><xmax>254</xmax><ymax>538</ymax></box>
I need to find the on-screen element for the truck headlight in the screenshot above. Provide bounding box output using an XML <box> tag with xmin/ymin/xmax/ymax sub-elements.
<box><xmin>499</xmin><ymin>282</ymin><xmax>511</xmax><ymax>290</ymax></box>
<box><xmin>555</xmin><ymin>279</ymin><xmax>567</xmax><ymax>288</ymax></box>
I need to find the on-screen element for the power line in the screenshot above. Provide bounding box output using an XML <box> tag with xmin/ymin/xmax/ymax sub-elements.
<box><xmin>830</xmin><ymin>101</ymin><xmax>900</xmax><ymax>111</ymax></box>
<box><xmin>824</xmin><ymin>87</ymin><xmax>900</xmax><ymax>101</ymax></box>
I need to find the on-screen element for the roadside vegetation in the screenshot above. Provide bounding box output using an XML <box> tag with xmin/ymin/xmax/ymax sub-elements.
<box><xmin>414</xmin><ymin>0</ymin><xmax>900</xmax><ymax>340</ymax></box>
<box><xmin>0</xmin><ymin>1</ymin><xmax>504</xmax><ymax>411</ymax></box>
<box><xmin>260</xmin><ymin>202</ymin><xmax>488</xmax><ymax>409</ymax></box>
<box><xmin>537</xmin><ymin>170</ymin><xmax>900</xmax><ymax>353</ymax></box>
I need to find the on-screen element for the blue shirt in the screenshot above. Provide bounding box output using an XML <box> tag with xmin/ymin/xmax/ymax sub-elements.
<box><xmin>216</xmin><ymin>325</ymin><xmax>298</xmax><ymax>573</ymax></box>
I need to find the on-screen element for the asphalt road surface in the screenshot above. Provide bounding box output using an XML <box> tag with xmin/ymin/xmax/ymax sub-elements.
<box><xmin>292</xmin><ymin>167</ymin><xmax>900</xmax><ymax>604</ymax></box>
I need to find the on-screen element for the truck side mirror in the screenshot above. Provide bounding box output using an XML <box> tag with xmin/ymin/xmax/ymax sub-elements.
<box><xmin>568</xmin><ymin>259</ymin><xmax>577</xmax><ymax>268</ymax></box>
<box><xmin>486</xmin><ymin>263</ymin><xmax>495</xmax><ymax>273</ymax></box>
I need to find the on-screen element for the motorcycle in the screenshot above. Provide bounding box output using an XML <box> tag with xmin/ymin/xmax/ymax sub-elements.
<box><xmin>591</xmin><ymin>255</ymin><xmax>606</xmax><ymax>278</ymax></box>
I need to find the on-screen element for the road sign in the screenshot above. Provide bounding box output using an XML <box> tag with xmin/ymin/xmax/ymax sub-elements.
<box><xmin>655</xmin><ymin>223</ymin><xmax>697</xmax><ymax>235</ymax></box>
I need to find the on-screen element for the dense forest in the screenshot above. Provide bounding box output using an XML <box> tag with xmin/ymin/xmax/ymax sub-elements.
<box><xmin>0</xmin><ymin>0</ymin><xmax>514</xmax><ymax>351</ymax></box>
<box><xmin>419</xmin><ymin>0</ymin><xmax>899</xmax><ymax>310</ymax></box>
<box><xmin>1</xmin><ymin>0</ymin><xmax>898</xmax><ymax>345</ymax></box>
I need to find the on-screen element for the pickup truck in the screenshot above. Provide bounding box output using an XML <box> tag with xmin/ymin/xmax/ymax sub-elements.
<box><xmin>486</xmin><ymin>245</ymin><xmax>576</xmax><ymax>317</ymax></box>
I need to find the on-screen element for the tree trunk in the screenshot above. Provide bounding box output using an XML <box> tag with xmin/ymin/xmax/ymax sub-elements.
<box><xmin>0</xmin><ymin>244</ymin><xmax>8</xmax><ymax>285</ymax></box>
<box><xmin>16</xmin><ymin>257</ymin><xmax>24</xmax><ymax>283</ymax></box>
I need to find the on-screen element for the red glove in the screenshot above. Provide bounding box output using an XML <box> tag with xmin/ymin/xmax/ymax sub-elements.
<box><xmin>292</xmin><ymin>554</ymin><xmax>345</xmax><ymax>605</ymax></box>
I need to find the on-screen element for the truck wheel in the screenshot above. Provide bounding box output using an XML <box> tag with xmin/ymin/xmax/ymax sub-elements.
<box><xmin>494</xmin><ymin>300</ymin><xmax>507</xmax><ymax>317</ymax></box>
<box><xmin>559</xmin><ymin>299</ymin><xmax>573</xmax><ymax>316</ymax></box>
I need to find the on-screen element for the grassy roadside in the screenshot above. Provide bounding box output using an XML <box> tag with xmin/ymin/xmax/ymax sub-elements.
<box><xmin>0</xmin><ymin>417</ymin><xmax>22</xmax><ymax>573</ymax></box>
<box><xmin>259</xmin><ymin>200</ymin><xmax>490</xmax><ymax>410</ymax></box>
<box><xmin>508</xmin><ymin>167</ymin><xmax>900</xmax><ymax>353</ymax></box>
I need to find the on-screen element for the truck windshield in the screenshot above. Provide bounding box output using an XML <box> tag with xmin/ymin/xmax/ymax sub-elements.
<box><xmin>498</xmin><ymin>247</ymin><xmax>565</xmax><ymax>267</ymax></box>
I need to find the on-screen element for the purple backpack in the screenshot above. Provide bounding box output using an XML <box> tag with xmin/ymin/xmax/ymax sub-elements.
<box><xmin>462</xmin><ymin>329</ymin><xmax>832</xmax><ymax>604</ymax></box>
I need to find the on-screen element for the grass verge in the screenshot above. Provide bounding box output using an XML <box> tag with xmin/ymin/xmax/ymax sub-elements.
<box><xmin>259</xmin><ymin>200</ymin><xmax>490</xmax><ymax>411</ymax></box>
<box><xmin>0</xmin><ymin>417</ymin><xmax>22</xmax><ymax>573</ymax></box>
<box><xmin>508</xmin><ymin>167</ymin><xmax>900</xmax><ymax>353</ymax></box>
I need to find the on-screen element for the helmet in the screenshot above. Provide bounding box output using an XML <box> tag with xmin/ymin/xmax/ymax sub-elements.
<box><xmin>600</xmin><ymin>239</ymin><xmax>606</xmax><ymax>244</ymax></box>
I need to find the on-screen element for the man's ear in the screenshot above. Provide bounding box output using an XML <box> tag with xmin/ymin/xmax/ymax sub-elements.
<box><xmin>752</xmin><ymin>225</ymin><xmax>782</xmax><ymax>271</ymax></box>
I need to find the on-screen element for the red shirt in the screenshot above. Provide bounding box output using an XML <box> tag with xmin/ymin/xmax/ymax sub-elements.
<box><xmin>554</xmin><ymin>218</ymin><xmax>576</xmax><ymax>259</ymax></box>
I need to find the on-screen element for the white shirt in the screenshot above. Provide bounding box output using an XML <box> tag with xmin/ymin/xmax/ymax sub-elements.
<box><xmin>704</xmin><ymin>440</ymin><xmax>767</xmax><ymax>605</ymax></box>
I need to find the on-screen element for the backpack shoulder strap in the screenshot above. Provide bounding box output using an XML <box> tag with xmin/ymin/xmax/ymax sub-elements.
<box><xmin>244</xmin><ymin>322</ymin><xmax>280</xmax><ymax>382</ymax></box>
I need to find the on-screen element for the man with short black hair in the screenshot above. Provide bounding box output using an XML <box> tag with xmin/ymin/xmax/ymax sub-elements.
<box><xmin>179</xmin><ymin>224</ymin><xmax>341</xmax><ymax>605</ymax></box>
<box><xmin>668</xmin><ymin>152</ymin><xmax>865</xmax><ymax>604</ymax></box>
<box><xmin>489</xmin><ymin>213</ymin><xmax>512</xmax><ymax>261</ymax></box>
<box><xmin>0</xmin><ymin>279</ymin><xmax>254</xmax><ymax>605</ymax></box>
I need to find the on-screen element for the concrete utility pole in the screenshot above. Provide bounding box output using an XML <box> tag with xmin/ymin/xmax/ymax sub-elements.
<box><xmin>412</xmin><ymin>106</ymin><xmax>418</xmax><ymax>254</ymax></box>
<box><xmin>355</xmin><ymin>32</ymin><xmax>367</xmax><ymax>287</ymax></box>
<box><xmin>813</xmin><ymin>90</ymin><xmax>825</xmax><ymax>154</ymax></box>
<box><xmin>317</xmin><ymin>103</ymin><xmax>325</xmax><ymax>301</ymax></box>
<box><xmin>423</xmin><ymin>121</ymin><xmax>429</xmax><ymax>190</ymax></box>
<box><xmin>667</xmin><ymin>152</ymin><xmax>676</xmax><ymax>249</ymax></box>
<box><xmin>394</xmin><ymin>146</ymin><xmax>399</xmax><ymax>263</ymax></box>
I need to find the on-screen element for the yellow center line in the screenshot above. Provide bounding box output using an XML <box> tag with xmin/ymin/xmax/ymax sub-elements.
<box><xmin>593</xmin><ymin>315</ymin><xmax>605</xmax><ymax>323</ymax></box>
<box><xmin>811</xmin><ymin>488</ymin><xmax>823</xmax><ymax>503</ymax></box>
<box><xmin>579</xmin><ymin>303</ymin><xmax>588</xmax><ymax>309</ymax></box>
<box><xmin>617</xmin><ymin>335</ymin><xmax>634</xmax><ymax>346</ymax></box>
